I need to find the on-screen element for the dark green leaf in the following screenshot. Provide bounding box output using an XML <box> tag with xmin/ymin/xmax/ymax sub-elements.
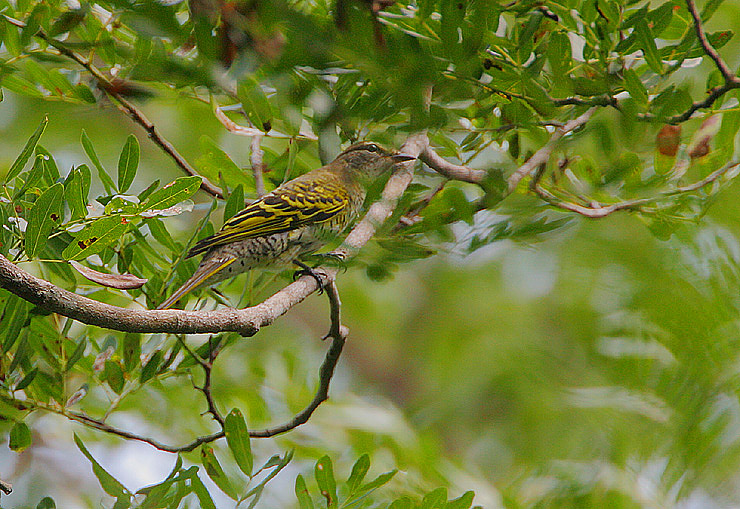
<box><xmin>62</xmin><ymin>215</ymin><xmax>128</xmax><ymax>261</ymax></box>
<box><xmin>140</xmin><ymin>176</ymin><xmax>201</xmax><ymax>212</ymax></box>
<box><xmin>25</xmin><ymin>183</ymin><xmax>63</xmax><ymax>258</ymax></box>
<box><xmin>635</xmin><ymin>20</ymin><xmax>663</xmax><ymax>74</ymax></box>
<box><xmin>74</xmin><ymin>434</ymin><xmax>128</xmax><ymax>498</ymax></box>
<box><xmin>35</xmin><ymin>146</ymin><xmax>60</xmax><ymax>185</ymax></box>
<box><xmin>9</xmin><ymin>421</ymin><xmax>32</xmax><ymax>451</ymax></box>
<box><xmin>6</xmin><ymin>116</ymin><xmax>48</xmax><ymax>182</ymax></box>
<box><xmin>36</xmin><ymin>496</ymin><xmax>56</xmax><ymax>509</ymax></box>
<box><xmin>224</xmin><ymin>408</ymin><xmax>253</xmax><ymax>477</ymax></box>
<box><xmin>314</xmin><ymin>456</ymin><xmax>337</xmax><ymax>509</ymax></box>
<box><xmin>623</xmin><ymin>69</ymin><xmax>648</xmax><ymax>105</ymax></box>
<box><xmin>64</xmin><ymin>168</ymin><xmax>89</xmax><ymax>220</ymax></box>
<box><xmin>200</xmin><ymin>446</ymin><xmax>237</xmax><ymax>500</ymax></box>
<box><xmin>117</xmin><ymin>135</ymin><xmax>140</xmax><ymax>193</ymax></box>
<box><xmin>15</xmin><ymin>367</ymin><xmax>38</xmax><ymax>391</ymax></box>
<box><xmin>1</xmin><ymin>295</ymin><xmax>30</xmax><ymax>352</ymax></box>
<box><xmin>122</xmin><ymin>333</ymin><xmax>141</xmax><ymax>372</ymax></box>
<box><xmin>140</xmin><ymin>350</ymin><xmax>163</xmax><ymax>383</ymax></box>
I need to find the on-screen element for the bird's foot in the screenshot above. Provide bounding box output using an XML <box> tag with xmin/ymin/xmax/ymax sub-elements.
<box><xmin>293</xmin><ymin>260</ymin><xmax>326</xmax><ymax>294</ymax></box>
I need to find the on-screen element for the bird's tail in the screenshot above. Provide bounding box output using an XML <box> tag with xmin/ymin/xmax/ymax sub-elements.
<box><xmin>156</xmin><ymin>257</ymin><xmax>237</xmax><ymax>310</ymax></box>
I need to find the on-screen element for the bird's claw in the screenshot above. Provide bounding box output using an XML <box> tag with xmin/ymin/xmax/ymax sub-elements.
<box><xmin>293</xmin><ymin>261</ymin><xmax>325</xmax><ymax>294</ymax></box>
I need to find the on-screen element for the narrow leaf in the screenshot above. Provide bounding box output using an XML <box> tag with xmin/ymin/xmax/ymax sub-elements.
<box><xmin>189</xmin><ymin>471</ymin><xmax>217</xmax><ymax>509</ymax></box>
<box><xmin>62</xmin><ymin>215</ymin><xmax>128</xmax><ymax>261</ymax></box>
<box><xmin>295</xmin><ymin>475</ymin><xmax>314</xmax><ymax>509</ymax></box>
<box><xmin>74</xmin><ymin>434</ymin><xmax>128</xmax><ymax>498</ymax></box>
<box><xmin>117</xmin><ymin>135</ymin><xmax>140</xmax><ymax>193</ymax></box>
<box><xmin>201</xmin><ymin>446</ymin><xmax>238</xmax><ymax>500</ymax></box>
<box><xmin>15</xmin><ymin>367</ymin><xmax>38</xmax><ymax>391</ymax></box>
<box><xmin>237</xmin><ymin>78</ymin><xmax>273</xmax><ymax>132</ymax></box>
<box><xmin>140</xmin><ymin>176</ymin><xmax>201</xmax><ymax>212</ymax></box>
<box><xmin>224</xmin><ymin>408</ymin><xmax>253</xmax><ymax>476</ymax></box>
<box><xmin>81</xmin><ymin>130</ymin><xmax>116</xmax><ymax>193</ymax></box>
<box><xmin>103</xmin><ymin>360</ymin><xmax>125</xmax><ymax>394</ymax></box>
<box><xmin>140</xmin><ymin>350</ymin><xmax>163</xmax><ymax>383</ymax></box>
<box><xmin>196</xmin><ymin>136</ymin><xmax>252</xmax><ymax>190</ymax></box>
<box><xmin>25</xmin><ymin>183</ymin><xmax>63</xmax><ymax>258</ymax></box>
<box><xmin>224</xmin><ymin>184</ymin><xmax>245</xmax><ymax>222</ymax></box>
<box><xmin>446</xmin><ymin>491</ymin><xmax>475</xmax><ymax>509</ymax></box>
<box><xmin>6</xmin><ymin>116</ymin><xmax>48</xmax><ymax>182</ymax></box>
<box><xmin>346</xmin><ymin>454</ymin><xmax>370</xmax><ymax>494</ymax></box>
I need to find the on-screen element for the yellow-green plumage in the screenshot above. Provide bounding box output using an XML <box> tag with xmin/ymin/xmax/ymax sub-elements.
<box><xmin>156</xmin><ymin>142</ymin><xmax>414</xmax><ymax>309</ymax></box>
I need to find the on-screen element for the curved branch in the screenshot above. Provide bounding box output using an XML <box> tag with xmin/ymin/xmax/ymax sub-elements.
<box><xmin>508</xmin><ymin>108</ymin><xmax>596</xmax><ymax>192</ymax></box>
<box><xmin>418</xmin><ymin>137</ymin><xmax>487</xmax><ymax>184</ymax></box>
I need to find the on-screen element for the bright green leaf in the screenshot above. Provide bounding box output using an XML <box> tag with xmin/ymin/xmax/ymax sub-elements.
<box><xmin>62</xmin><ymin>215</ymin><xmax>128</xmax><ymax>261</ymax></box>
<box><xmin>237</xmin><ymin>78</ymin><xmax>273</xmax><ymax>132</ymax></box>
<box><xmin>295</xmin><ymin>474</ymin><xmax>314</xmax><ymax>509</ymax></box>
<box><xmin>74</xmin><ymin>434</ymin><xmax>128</xmax><ymax>498</ymax></box>
<box><xmin>81</xmin><ymin>130</ymin><xmax>116</xmax><ymax>194</ymax></box>
<box><xmin>200</xmin><ymin>446</ymin><xmax>238</xmax><ymax>500</ymax></box>
<box><xmin>9</xmin><ymin>421</ymin><xmax>32</xmax><ymax>451</ymax></box>
<box><xmin>140</xmin><ymin>176</ymin><xmax>201</xmax><ymax>212</ymax></box>
<box><xmin>224</xmin><ymin>408</ymin><xmax>253</xmax><ymax>477</ymax></box>
<box><xmin>6</xmin><ymin>116</ymin><xmax>48</xmax><ymax>183</ymax></box>
<box><xmin>314</xmin><ymin>456</ymin><xmax>337</xmax><ymax>509</ymax></box>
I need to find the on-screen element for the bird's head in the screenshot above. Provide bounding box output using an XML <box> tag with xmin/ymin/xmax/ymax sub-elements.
<box><xmin>333</xmin><ymin>141</ymin><xmax>415</xmax><ymax>180</ymax></box>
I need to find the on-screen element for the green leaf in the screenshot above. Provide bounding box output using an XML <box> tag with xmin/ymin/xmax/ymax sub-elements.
<box><xmin>14</xmin><ymin>154</ymin><xmax>46</xmax><ymax>198</ymax></box>
<box><xmin>9</xmin><ymin>421</ymin><xmax>32</xmax><ymax>451</ymax></box>
<box><xmin>356</xmin><ymin>470</ymin><xmax>397</xmax><ymax>496</ymax></box>
<box><xmin>314</xmin><ymin>456</ymin><xmax>337</xmax><ymax>509</ymax></box>
<box><xmin>25</xmin><ymin>183</ymin><xmax>63</xmax><ymax>258</ymax></box>
<box><xmin>446</xmin><ymin>491</ymin><xmax>475</xmax><ymax>509</ymax></box>
<box><xmin>81</xmin><ymin>130</ymin><xmax>116</xmax><ymax>194</ymax></box>
<box><xmin>74</xmin><ymin>434</ymin><xmax>128</xmax><ymax>498</ymax></box>
<box><xmin>64</xmin><ymin>167</ymin><xmax>89</xmax><ymax>220</ymax></box>
<box><xmin>140</xmin><ymin>176</ymin><xmax>201</xmax><ymax>212</ymax></box>
<box><xmin>35</xmin><ymin>146</ymin><xmax>60</xmax><ymax>185</ymax></box>
<box><xmin>224</xmin><ymin>408</ymin><xmax>253</xmax><ymax>477</ymax></box>
<box><xmin>295</xmin><ymin>474</ymin><xmax>314</xmax><ymax>509</ymax></box>
<box><xmin>140</xmin><ymin>350</ymin><xmax>163</xmax><ymax>383</ymax></box>
<box><xmin>635</xmin><ymin>20</ymin><xmax>663</xmax><ymax>74</ymax></box>
<box><xmin>15</xmin><ymin>367</ymin><xmax>38</xmax><ymax>391</ymax></box>
<box><xmin>6</xmin><ymin>116</ymin><xmax>48</xmax><ymax>182</ymax></box>
<box><xmin>103</xmin><ymin>360</ymin><xmax>125</xmax><ymax>394</ymax></box>
<box><xmin>62</xmin><ymin>215</ymin><xmax>128</xmax><ymax>261</ymax></box>
<box><xmin>623</xmin><ymin>69</ymin><xmax>648</xmax><ymax>105</ymax></box>
<box><xmin>0</xmin><ymin>74</ymin><xmax>44</xmax><ymax>98</ymax></box>
<box><xmin>346</xmin><ymin>454</ymin><xmax>370</xmax><ymax>494</ymax></box>
<box><xmin>117</xmin><ymin>135</ymin><xmax>140</xmax><ymax>193</ymax></box>
<box><xmin>200</xmin><ymin>446</ymin><xmax>238</xmax><ymax>500</ymax></box>
<box><xmin>0</xmin><ymin>295</ymin><xmax>31</xmax><ymax>352</ymax></box>
<box><xmin>66</xmin><ymin>338</ymin><xmax>87</xmax><ymax>372</ymax></box>
<box><xmin>189</xmin><ymin>471</ymin><xmax>217</xmax><ymax>509</ymax></box>
<box><xmin>420</xmin><ymin>487</ymin><xmax>447</xmax><ymax>509</ymax></box>
<box><xmin>237</xmin><ymin>78</ymin><xmax>273</xmax><ymax>132</ymax></box>
<box><xmin>196</xmin><ymin>136</ymin><xmax>252</xmax><ymax>191</ymax></box>
<box><xmin>224</xmin><ymin>184</ymin><xmax>245</xmax><ymax>222</ymax></box>
<box><xmin>122</xmin><ymin>333</ymin><xmax>141</xmax><ymax>372</ymax></box>
<box><xmin>36</xmin><ymin>496</ymin><xmax>56</xmax><ymax>509</ymax></box>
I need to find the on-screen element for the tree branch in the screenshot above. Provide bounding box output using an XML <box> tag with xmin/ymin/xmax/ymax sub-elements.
<box><xmin>507</xmin><ymin>108</ymin><xmax>596</xmax><ymax>192</ymax></box>
<box><xmin>686</xmin><ymin>0</ymin><xmax>737</xmax><ymax>83</ymax></box>
<box><xmin>27</xmin><ymin>27</ymin><xmax>225</xmax><ymax>199</ymax></box>
<box><xmin>0</xmin><ymin>478</ymin><xmax>11</xmax><ymax>495</ymax></box>
<box><xmin>418</xmin><ymin>137</ymin><xmax>487</xmax><ymax>184</ymax></box>
<box><xmin>251</xmin><ymin>135</ymin><xmax>267</xmax><ymax>197</ymax></box>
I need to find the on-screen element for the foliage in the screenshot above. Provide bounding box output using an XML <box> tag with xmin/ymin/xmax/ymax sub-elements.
<box><xmin>0</xmin><ymin>0</ymin><xmax>740</xmax><ymax>507</ymax></box>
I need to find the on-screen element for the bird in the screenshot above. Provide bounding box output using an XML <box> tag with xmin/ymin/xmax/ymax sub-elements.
<box><xmin>156</xmin><ymin>141</ymin><xmax>415</xmax><ymax>309</ymax></box>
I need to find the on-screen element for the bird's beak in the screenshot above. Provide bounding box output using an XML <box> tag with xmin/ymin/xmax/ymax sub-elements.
<box><xmin>391</xmin><ymin>153</ymin><xmax>416</xmax><ymax>163</ymax></box>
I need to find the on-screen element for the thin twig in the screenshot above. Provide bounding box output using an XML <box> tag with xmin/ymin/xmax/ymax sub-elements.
<box><xmin>508</xmin><ymin>108</ymin><xmax>596</xmax><ymax>192</ymax></box>
<box><xmin>18</xmin><ymin>24</ymin><xmax>224</xmax><ymax>198</ymax></box>
<box><xmin>418</xmin><ymin>138</ymin><xmax>487</xmax><ymax>184</ymax></box>
<box><xmin>686</xmin><ymin>0</ymin><xmax>736</xmax><ymax>82</ymax></box>
<box><xmin>531</xmin><ymin>159</ymin><xmax>740</xmax><ymax>218</ymax></box>
<box><xmin>251</xmin><ymin>135</ymin><xmax>267</xmax><ymax>197</ymax></box>
<box><xmin>198</xmin><ymin>336</ymin><xmax>225</xmax><ymax>426</ymax></box>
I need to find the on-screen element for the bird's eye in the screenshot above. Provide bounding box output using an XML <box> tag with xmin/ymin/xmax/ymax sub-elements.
<box><xmin>365</xmin><ymin>143</ymin><xmax>379</xmax><ymax>152</ymax></box>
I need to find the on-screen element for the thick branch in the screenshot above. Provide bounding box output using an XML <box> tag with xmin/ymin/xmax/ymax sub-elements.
<box><xmin>507</xmin><ymin>108</ymin><xmax>596</xmax><ymax>192</ymax></box>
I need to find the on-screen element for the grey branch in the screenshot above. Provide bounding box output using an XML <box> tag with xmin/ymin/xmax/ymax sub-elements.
<box><xmin>251</xmin><ymin>135</ymin><xmax>267</xmax><ymax>197</ymax></box>
<box><xmin>417</xmin><ymin>136</ymin><xmax>487</xmax><ymax>184</ymax></box>
<box><xmin>507</xmin><ymin>108</ymin><xmax>596</xmax><ymax>192</ymax></box>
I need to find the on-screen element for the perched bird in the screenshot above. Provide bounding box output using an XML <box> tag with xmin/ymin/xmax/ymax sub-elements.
<box><xmin>156</xmin><ymin>142</ymin><xmax>415</xmax><ymax>309</ymax></box>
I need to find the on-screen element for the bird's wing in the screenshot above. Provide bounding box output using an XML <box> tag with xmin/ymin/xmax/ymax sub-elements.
<box><xmin>186</xmin><ymin>177</ymin><xmax>349</xmax><ymax>258</ymax></box>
